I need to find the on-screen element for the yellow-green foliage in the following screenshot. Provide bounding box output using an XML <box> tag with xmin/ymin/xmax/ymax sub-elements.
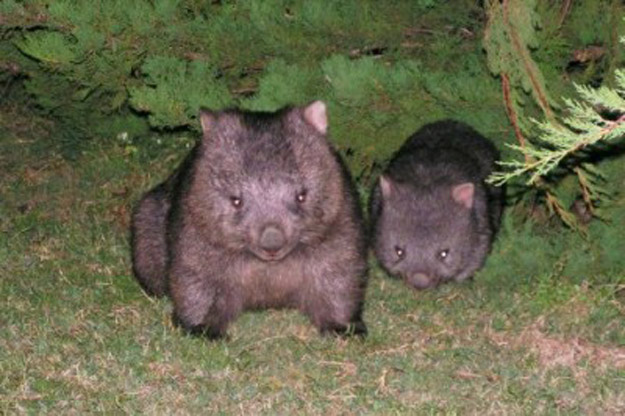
<box><xmin>1</xmin><ymin>0</ymin><xmax>623</xmax><ymax>184</ymax></box>
<box><xmin>1</xmin><ymin>0</ymin><xmax>505</xmax><ymax>176</ymax></box>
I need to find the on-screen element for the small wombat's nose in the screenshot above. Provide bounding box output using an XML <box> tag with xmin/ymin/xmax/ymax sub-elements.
<box><xmin>259</xmin><ymin>226</ymin><xmax>286</xmax><ymax>252</ymax></box>
<box><xmin>408</xmin><ymin>273</ymin><xmax>437</xmax><ymax>290</ymax></box>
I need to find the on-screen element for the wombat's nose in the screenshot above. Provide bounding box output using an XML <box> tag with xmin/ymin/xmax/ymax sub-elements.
<box><xmin>408</xmin><ymin>273</ymin><xmax>437</xmax><ymax>290</ymax></box>
<box><xmin>259</xmin><ymin>226</ymin><xmax>286</xmax><ymax>252</ymax></box>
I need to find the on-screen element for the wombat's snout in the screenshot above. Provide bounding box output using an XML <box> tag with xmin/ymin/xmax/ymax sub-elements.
<box><xmin>259</xmin><ymin>225</ymin><xmax>286</xmax><ymax>253</ymax></box>
<box><xmin>406</xmin><ymin>273</ymin><xmax>439</xmax><ymax>290</ymax></box>
<box><xmin>250</xmin><ymin>224</ymin><xmax>295</xmax><ymax>262</ymax></box>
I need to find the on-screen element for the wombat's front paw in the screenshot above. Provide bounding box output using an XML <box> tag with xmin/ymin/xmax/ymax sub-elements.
<box><xmin>320</xmin><ymin>320</ymin><xmax>368</xmax><ymax>338</ymax></box>
<box><xmin>452</xmin><ymin>274</ymin><xmax>474</xmax><ymax>284</ymax></box>
<box><xmin>172</xmin><ymin>314</ymin><xmax>226</xmax><ymax>340</ymax></box>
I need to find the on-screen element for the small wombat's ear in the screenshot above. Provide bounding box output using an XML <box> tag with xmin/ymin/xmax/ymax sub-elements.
<box><xmin>379</xmin><ymin>175</ymin><xmax>394</xmax><ymax>199</ymax></box>
<box><xmin>451</xmin><ymin>182</ymin><xmax>475</xmax><ymax>209</ymax></box>
<box><xmin>199</xmin><ymin>109</ymin><xmax>216</xmax><ymax>137</ymax></box>
<box><xmin>303</xmin><ymin>100</ymin><xmax>328</xmax><ymax>135</ymax></box>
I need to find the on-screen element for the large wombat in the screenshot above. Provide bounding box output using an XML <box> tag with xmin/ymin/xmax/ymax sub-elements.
<box><xmin>131</xmin><ymin>101</ymin><xmax>367</xmax><ymax>338</ymax></box>
<box><xmin>370</xmin><ymin>120</ymin><xmax>503</xmax><ymax>290</ymax></box>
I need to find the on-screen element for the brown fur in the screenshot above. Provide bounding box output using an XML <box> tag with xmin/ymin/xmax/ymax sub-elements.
<box><xmin>131</xmin><ymin>102</ymin><xmax>368</xmax><ymax>338</ymax></box>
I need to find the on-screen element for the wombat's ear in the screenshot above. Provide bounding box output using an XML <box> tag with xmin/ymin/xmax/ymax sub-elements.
<box><xmin>199</xmin><ymin>109</ymin><xmax>216</xmax><ymax>137</ymax></box>
<box><xmin>303</xmin><ymin>100</ymin><xmax>328</xmax><ymax>135</ymax></box>
<box><xmin>379</xmin><ymin>175</ymin><xmax>394</xmax><ymax>199</ymax></box>
<box><xmin>451</xmin><ymin>183</ymin><xmax>475</xmax><ymax>209</ymax></box>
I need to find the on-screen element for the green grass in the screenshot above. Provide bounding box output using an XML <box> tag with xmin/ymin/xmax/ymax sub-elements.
<box><xmin>1</xmin><ymin>110</ymin><xmax>624</xmax><ymax>414</ymax></box>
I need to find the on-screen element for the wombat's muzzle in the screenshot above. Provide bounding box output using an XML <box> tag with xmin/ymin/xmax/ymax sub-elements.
<box><xmin>259</xmin><ymin>225</ymin><xmax>286</xmax><ymax>253</ymax></box>
<box><xmin>247</xmin><ymin>224</ymin><xmax>297</xmax><ymax>262</ymax></box>
<box><xmin>406</xmin><ymin>272</ymin><xmax>440</xmax><ymax>290</ymax></box>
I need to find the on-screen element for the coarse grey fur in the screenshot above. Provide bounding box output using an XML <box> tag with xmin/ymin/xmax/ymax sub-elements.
<box><xmin>131</xmin><ymin>101</ymin><xmax>368</xmax><ymax>338</ymax></box>
<box><xmin>370</xmin><ymin>120</ymin><xmax>504</xmax><ymax>290</ymax></box>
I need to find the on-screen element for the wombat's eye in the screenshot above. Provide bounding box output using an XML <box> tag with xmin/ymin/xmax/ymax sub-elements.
<box><xmin>437</xmin><ymin>249</ymin><xmax>450</xmax><ymax>262</ymax></box>
<box><xmin>230</xmin><ymin>196</ymin><xmax>243</xmax><ymax>208</ymax></box>
<box><xmin>296</xmin><ymin>190</ymin><xmax>307</xmax><ymax>204</ymax></box>
<box><xmin>394</xmin><ymin>246</ymin><xmax>405</xmax><ymax>260</ymax></box>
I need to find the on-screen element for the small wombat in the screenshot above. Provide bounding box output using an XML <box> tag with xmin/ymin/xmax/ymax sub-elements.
<box><xmin>131</xmin><ymin>101</ymin><xmax>368</xmax><ymax>338</ymax></box>
<box><xmin>369</xmin><ymin>120</ymin><xmax>503</xmax><ymax>289</ymax></box>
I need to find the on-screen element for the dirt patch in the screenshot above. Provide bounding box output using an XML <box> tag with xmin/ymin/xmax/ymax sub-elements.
<box><xmin>489</xmin><ymin>318</ymin><xmax>625</xmax><ymax>370</ymax></box>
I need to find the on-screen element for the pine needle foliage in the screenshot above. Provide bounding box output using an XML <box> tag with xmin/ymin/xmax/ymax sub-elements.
<box><xmin>489</xmin><ymin>72</ymin><xmax>625</xmax><ymax>187</ymax></box>
<box><xmin>483</xmin><ymin>0</ymin><xmax>625</xmax><ymax>227</ymax></box>
<box><xmin>2</xmin><ymin>0</ymin><xmax>623</xmax><ymax>186</ymax></box>
<box><xmin>484</xmin><ymin>0</ymin><xmax>556</xmax><ymax>124</ymax></box>
<box><xmin>2</xmin><ymin>0</ymin><xmax>505</xmax><ymax>176</ymax></box>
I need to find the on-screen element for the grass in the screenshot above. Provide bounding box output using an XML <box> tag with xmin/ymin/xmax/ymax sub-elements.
<box><xmin>1</xmin><ymin>108</ymin><xmax>624</xmax><ymax>414</ymax></box>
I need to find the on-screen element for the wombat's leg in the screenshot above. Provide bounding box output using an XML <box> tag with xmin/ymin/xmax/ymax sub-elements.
<box><xmin>302</xmin><ymin>268</ymin><xmax>367</xmax><ymax>337</ymax></box>
<box><xmin>169</xmin><ymin>261</ymin><xmax>242</xmax><ymax>340</ymax></box>
<box><xmin>130</xmin><ymin>187</ymin><xmax>170</xmax><ymax>297</ymax></box>
<box><xmin>319</xmin><ymin>318</ymin><xmax>368</xmax><ymax>337</ymax></box>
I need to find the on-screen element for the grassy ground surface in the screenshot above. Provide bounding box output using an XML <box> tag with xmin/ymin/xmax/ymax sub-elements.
<box><xmin>1</xmin><ymin>109</ymin><xmax>624</xmax><ymax>414</ymax></box>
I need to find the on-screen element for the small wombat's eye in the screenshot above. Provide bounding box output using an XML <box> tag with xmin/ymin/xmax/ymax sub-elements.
<box><xmin>230</xmin><ymin>196</ymin><xmax>243</xmax><ymax>208</ymax></box>
<box><xmin>394</xmin><ymin>246</ymin><xmax>405</xmax><ymax>260</ymax></box>
<box><xmin>437</xmin><ymin>249</ymin><xmax>450</xmax><ymax>261</ymax></box>
<box><xmin>296</xmin><ymin>190</ymin><xmax>307</xmax><ymax>204</ymax></box>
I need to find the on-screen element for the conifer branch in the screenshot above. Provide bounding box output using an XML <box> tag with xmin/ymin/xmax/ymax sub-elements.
<box><xmin>574</xmin><ymin>166</ymin><xmax>594</xmax><ymax>216</ymax></box>
<box><xmin>484</xmin><ymin>1</ymin><xmax>625</xmax><ymax>227</ymax></box>
<box><xmin>545</xmin><ymin>191</ymin><xmax>578</xmax><ymax>228</ymax></box>
<box><xmin>484</xmin><ymin>0</ymin><xmax>559</xmax><ymax>175</ymax></box>
<box><xmin>557</xmin><ymin>0</ymin><xmax>573</xmax><ymax>29</ymax></box>
<box><xmin>501</xmin><ymin>72</ymin><xmax>530</xmax><ymax>164</ymax></box>
<box><xmin>501</xmin><ymin>0</ymin><xmax>555</xmax><ymax>123</ymax></box>
<box><xmin>489</xmin><ymin>75</ymin><xmax>625</xmax><ymax>187</ymax></box>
